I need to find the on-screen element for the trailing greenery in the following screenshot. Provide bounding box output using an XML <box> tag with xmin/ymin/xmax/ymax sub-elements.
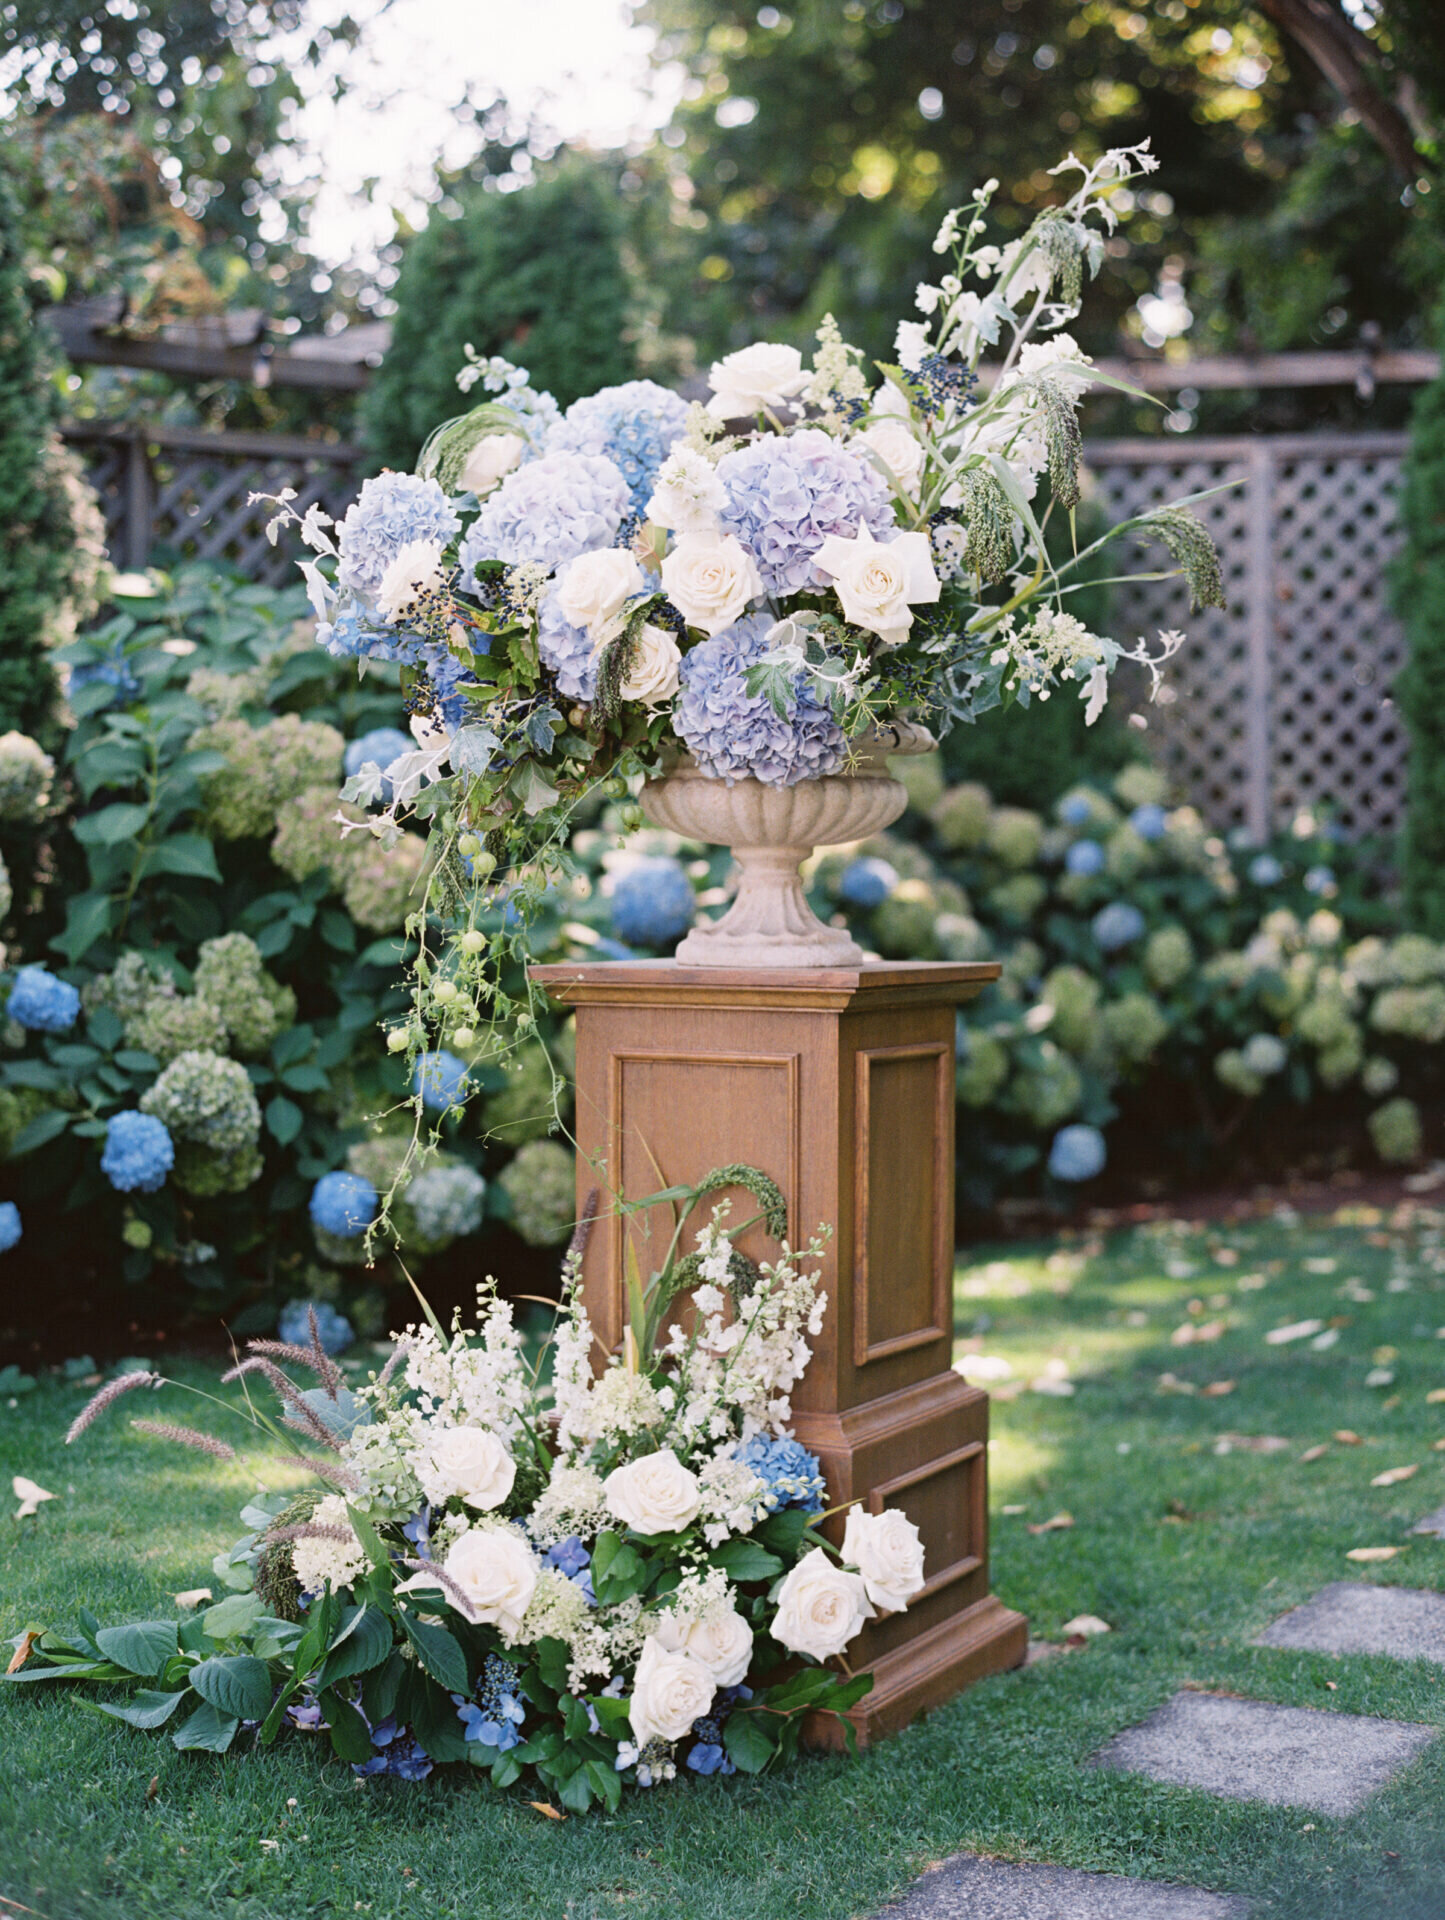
<box><xmin>1394</xmin><ymin>313</ymin><xmax>1445</xmax><ymax>937</ymax></box>
<box><xmin>363</xmin><ymin>163</ymin><xmax>639</xmax><ymax>472</ymax></box>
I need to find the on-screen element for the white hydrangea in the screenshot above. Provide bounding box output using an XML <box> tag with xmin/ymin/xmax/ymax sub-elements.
<box><xmin>695</xmin><ymin>1449</ymin><xmax>769</xmax><ymax>1547</ymax></box>
<box><xmin>290</xmin><ymin>1493</ymin><xmax>369</xmax><ymax>1594</ymax></box>
<box><xmin>528</xmin><ymin>1464</ymin><xmax>611</xmax><ymax>1549</ymax></box>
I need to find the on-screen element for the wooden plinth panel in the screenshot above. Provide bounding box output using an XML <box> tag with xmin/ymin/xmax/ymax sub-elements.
<box><xmin>529</xmin><ymin>959</ymin><xmax>1026</xmax><ymax>1742</ymax></box>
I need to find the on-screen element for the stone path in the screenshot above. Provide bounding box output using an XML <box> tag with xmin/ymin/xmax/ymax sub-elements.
<box><xmin>871</xmin><ymin>1854</ymin><xmax>1248</xmax><ymax>1919</ymax></box>
<box><xmin>1412</xmin><ymin>1502</ymin><xmax>1445</xmax><ymax>1538</ymax></box>
<box><xmin>1255</xmin><ymin>1580</ymin><xmax>1445</xmax><ymax>1665</ymax></box>
<box><xmin>1088</xmin><ymin>1688</ymin><xmax>1437</xmax><ymax>1816</ymax></box>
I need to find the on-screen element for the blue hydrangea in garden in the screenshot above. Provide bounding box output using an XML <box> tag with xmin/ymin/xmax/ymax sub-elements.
<box><xmin>100</xmin><ymin>1112</ymin><xmax>174</xmax><ymax>1194</ymax></box>
<box><xmin>1248</xmin><ymin>853</ymin><xmax>1283</xmax><ymax>887</ymax></box>
<box><xmin>548</xmin><ymin>380</ymin><xmax>691</xmax><ymax>518</ymax></box>
<box><xmin>453</xmin><ymin>1655</ymin><xmax>526</xmax><ymax>1752</ymax></box>
<box><xmin>1048</xmin><ymin>1123</ymin><xmax>1107</xmax><ymax>1182</ymax></box>
<box><xmin>414</xmin><ymin>1049</ymin><xmax>472</xmax><ymax>1112</ymax></box>
<box><xmin>734</xmin><ymin>1433</ymin><xmax>826</xmax><ymax>1512</ymax></box>
<box><xmin>1065</xmin><ymin>838</ymin><xmax>1105</xmax><ymax>877</ymax></box>
<box><xmin>1304</xmin><ymin>865</ymin><xmax>1337</xmax><ymax>896</ymax></box>
<box><xmin>0</xmin><ymin>1202</ymin><xmax>19</xmax><ymax>1252</ymax></box>
<box><xmin>685</xmin><ymin>1715</ymin><xmax>736</xmax><ymax>1776</ymax></box>
<box><xmin>308</xmin><ymin>1171</ymin><xmax>378</xmax><ymax>1238</ymax></box>
<box><xmin>460</xmin><ymin>450</ymin><xmax>630</xmax><ymax>577</ymax></box>
<box><xmin>7</xmin><ymin>966</ymin><xmax>80</xmax><ymax>1032</ymax></box>
<box><xmin>1091</xmin><ymin>901</ymin><xmax>1146</xmax><ymax>951</ymax></box>
<box><xmin>674</xmin><ymin>614</ymin><xmax>847</xmax><ymax>787</ymax></box>
<box><xmin>69</xmin><ymin>650</ymin><xmax>142</xmax><ymax>708</ymax></box>
<box><xmin>335</xmin><ymin>473</ymin><xmax>460</xmax><ymax>598</ymax></box>
<box><xmin>716</xmin><ymin>428</ymin><xmax>895</xmax><ymax>595</ymax></box>
<box><xmin>536</xmin><ymin>592</ymin><xmax>599</xmax><ymax>703</ymax></box>
<box><xmin>344</xmin><ymin>728</ymin><xmax>411</xmax><ymax>802</ymax></box>
<box><xmin>837</xmin><ymin>856</ymin><xmax>898</xmax><ymax>908</ymax></box>
<box><xmin>278</xmin><ymin>1299</ymin><xmax>354</xmax><ymax>1354</ymax></box>
<box><xmin>1057</xmin><ymin>792</ymin><xmax>1093</xmax><ymax>827</ymax></box>
<box><xmin>1129</xmin><ymin>803</ymin><xmax>1168</xmax><ymax>841</ymax></box>
<box><xmin>317</xmin><ymin>604</ymin><xmax>423</xmax><ymax>664</ymax></box>
<box><xmin>610</xmin><ymin>859</ymin><xmax>696</xmax><ymax>947</ymax></box>
<box><xmin>353</xmin><ymin>1719</ymin><xmax>434</xmax><ymax>1780</ymax></box>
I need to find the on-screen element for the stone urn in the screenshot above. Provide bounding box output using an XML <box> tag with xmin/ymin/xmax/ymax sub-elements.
<box><xmin>639</xmin><ymin>720</ymin><xmax>934</xmax><ymax>968</ymax></box>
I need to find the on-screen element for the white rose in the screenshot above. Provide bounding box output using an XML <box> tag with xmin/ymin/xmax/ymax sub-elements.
<box><xmin>646</xmin><ymin>446</ymin><xmax>725</xmax><ymax>534</ymax></box>
<box><xmin>620</xmin><ymin>623</ymin><xmax>682</xmax><ymax>708</ymax></box>
<box><xmin>813</xmin><ymin>524</ymin><xmax>940</xmax><ymax>648</ymax></box>
<box><xmin>706</xmin><ymin>342</ymin><xmax>808</xmax><ymax>419</ymax></box>
<box><xmin>628</xmin><ymin>1634</ymin><xmax>717</xmax><ymax>1746</ymax></box>
<box><xmin>841</xmin><ymin>1505</ymin><xmax>926</xmax><ymax>1612</ymax></box>
<box><xmin>555</xmin><ymin>547</ymin><xmax>645</xmax><ymax>640</ymax></box>
<box><xmin>859</xmin><ymin>417</ymin><xmax>925</xmax><ymax>493</ymax></box>
<box><xmin>410</xmin><ymin>1425</ymin><xmax>516</xmax><ymax>1512</ymax></box>
<box><xmin>682</xmin><ymin>1608</ymin><xmax>754</xmax><ymax>1687</ymax></box>
<box><xmin>459</xmin><ymin>430</ymin><xmax>525</xmax><ymax>496</ymax></box>
<box><xmin>660</xmin><ymin>532</ymin><xmax>761</xmax><ymax>636</ymax></box>
<box><xmin>375</xmin><ymin>538</ymin><xmax>445</xmax><ymax>622</ymax></box>
<box><xmin>604</xmin><ymin>1447</ymin><xmax>702</xmax><ymax>1534</ymax></box>
<box><xmin>434</xmin><ymin>1526</ymin><xmax>538</xmax><ymax>1638</ymax></box>
<box><xmin>871</xmin><ymin>379</ymin><xmax>913</xmax><ymax>418</ymax></box>
<box><xmin>770</xmin><ymin>1546</ymin><xmax>873</xmax><ymax>1660</ymax></box>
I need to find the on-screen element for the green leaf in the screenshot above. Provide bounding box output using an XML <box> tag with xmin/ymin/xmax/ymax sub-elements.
<box><xmin>172</xmin><ymin>1699</ymin><xmax>240</xmax><ymax>1752</ymax></box>
<box><xmin>89</xmin><ymin>1688</ymin><xmax>188</xmax><ymax>1730</ymax></box>
<box><xmin>139</xmin><ymin>835</ymin><xmax>223</xmax><ymax>883</ymax></box>
<box><xmin>86</xmin><ymin>1006</ymin><xmax>124</xmax><ymax>1051</ymax></box>
<box><xmin>50</xmin><ymin>1044</ymin><xmax>101</xmax><ymax>1071</ymax></box>
<box><xmin>585</xmin><ymin>1757</ymin><xmax>623</xmax><ymax>1812</ymax></box>
<box><xmin>756</xmin><ymin>1509</ymin><xmax>814</xmax><ymax>1557</ymax></box>
<box><xmin>188</xmin><ymin>1654</ymin><xmax>274</xmax><ymax>1720</ymax></box>
<box><xmin>95</xmin><ymin>1620</ymin><xmax>178</xmax><ymax>1680</ymax></box>
<box><xmin>558</xmin><ymin>1767</ymin><xmax>595</xmax><ymax>1814</ymax></box>
<box><xmin>76</xmin><ymin>801</ymin><xmax>152</xmax><ymax>848</ymax></box>
<box><xmin>10</xmin><ymin>1109</ymin><xmax>71</xmax><ymax>1156</ymax></box>
<box><xmin>201</xmin><ymin>1593</ymin><xmax>263</xmax><ymax>1641</ymax></box>
<box><xmin>279</xmin><ymin>1063</ymin><xmax>329</xmax><ymax>1093</ymax></box>
<box><xmin>359</xmin><ymin>937</ymin><xmax>406</xmax><ymax>968</ymax></box>
<box><xmin>255</xmin><ymin>921</ymin><xmax>292</xmax><ymax>959</ymax></box>
<box><xmin>397</xmin><ymin>1611</ymin><xmax>468</xmax><ymax>1694</ymax></box>
<box><xmin>320</xmin><ymin>1688</ymin><xmax>374</xmax><ymax>1764</ymax></box>
<box><xmin>271</xmin><ymin>1024</ymin><xmax>315</xmax><ymax>1070</ymax></box>
<box><xmin>592</xmin><ymin>1543</ymin><xmax>646</xmax><ymax>1607</ymax></box>
<box><xmin>52</xmin><ymin>892</ymin><xmax>116</xmax><ymax>963</ymax></box>
<box><xmin>264</xmin><ymin>1095</ymin><xmax>303</xmax><ymax>1145</ymax></box>
<box><xmin>407</xmin><ymin>1670</ymin><xmax>472</xmax><ymax>1764</ymax></box>
<box><xmin>723</xmin><ymin>1709</ymin><xmax>778</xmax><ymax>1773</ymax></box>
<box><xmin>320</xmin><ymin>910</ymin><xmax>356</xmax><ymax>953</ymax></box>
<box><xmin>362</xmin><ymin>1650</ymin><xmax>404</xmax><ymax>1725</ymax></box>
<box><xmin>709</xmin><ymin>1539</ymin><xmax>784</xmax><ymax>1584</ymax></box>
<box><xmin>314</xmin><ymin>1607</ymin><xmax>394</xmax><ymax>1689</ymax></box>
<box><xmin>114</xmin><ymin>1048</ymin><xmax>160</xmax><ymax>1073</ymax></box>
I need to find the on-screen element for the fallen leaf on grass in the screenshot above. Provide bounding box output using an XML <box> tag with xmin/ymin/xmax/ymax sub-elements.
<box><xmin>1426</xmin><ymin>1389</ymin><xmax>1445</xmax><ymax>1405</ymax></box>
<box><xmin>1060</xmin><ymin>1614</ymin><xmax>1111</xmax><ymax>1636</ymax></box>
<box><xmin>1346</xmin><ymin>1547</ymin><xmax>1403</xmax><ymax>1562</ymax></box>
<box><xmin>1200</xmin><ymin>1380</ymin><xmax>1236</xmax><ymax>1397</ymax></box>
<box><xmin>1172</xmin><ymin>1320</ymin><xmax>1227</xmax><ymax>1346</ymax></box>
<box><xmin>528</xmin><ymin>1802</ymin><xmax>566</xmax><ymax>1821</ymax></box>
<box><xmin>1334</xmin><ymin>1430</ymin><xmax>1364</xmax><ymax>1445</ymax></box>
<box><xmin>1029</xmin><ymin>1376</ymin><xmax>1076</xmax><ymax>1397</ymax></box>
<box><xmin>953</xmin><ymin>1354</ymin><xmax>1014</xmax><ymax>1383</ymax></box>
<box><xmin>1435</xmin><ymin>1437</ymin><xmax>1445</xmax><ymax>1451</ymax></box>
<box><xmin>1365</xmin><ymin>1368</ymin><xmax>1397</xmax><ymax>1388</ymax></box>
<box><xmin>1000</xmin><ymin>1504</ymin><xmax>1028</xmax><ymax>1516</ymax></box>
<box><xmin>1371</xmin><ymin>1465</ymin><xmax>1420</xmax><ymax>1487</ymax></box>
<box><xmin>1310</xmin><ymin>1329</ymin><xmax>1341</xmax><ymax>1351</ymax></box>
<box><xmin>1213</xmin><ymin>1434</ymin><xmax>1291</xmax><ymax>1455</ymax></box>
<box><xmin>146</xmin><ymin>1776</ymin><xmax>159</xmax><ymax>1803</ymax></box>
<box><xmin>1299</xmin><ymin>1444</ymin><xmax>1330</xmax><ymax>1462</ymax></box>
<box><xmin>6</xmin><ymin>1630</ymin><xmax>38</xmax><ymax>1674</ymax></box>
<box><xmin>1266</xmin><ymin>1320</ymin><xmax>1324</xmax><ymax>1346</ymax></box>
<box><xmin>1157</xmin><ymin>1373</ymin><xmax>1197</xmax><ymax>1394</ymax></box>
<box><xmin>1236</xmin><ymin>1273</ymin><xmax>1269</xmax><ymax>1291</ymax></box>
<box><xmin>1304</xmin><ymin>1258</ymin><xmax>1339</xmax><ymax>1274</ymax></box>
<box><xmin>1027</xmin><ymin>1512</ymin><xmax>1074</xmax><ymax>1535</ymax></box>
<box><xmin>12</xmin><ymin>1476</ymin><xmax>55</xmax><ymax>1520</ymax></box>
<box><xmin>173</xmin><ymin>1588</ymin><xmax>212</xmax><ymax>1609</ymax></box>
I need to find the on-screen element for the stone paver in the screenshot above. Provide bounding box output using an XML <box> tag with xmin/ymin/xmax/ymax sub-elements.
<box><xmin>871</xmin><ymin>1854</ymin><xmax>1248</xmax><ymax>1919</ymax></box>
<box><xmin>1412</xmin><ymin>1504</ymin><xmax>1445</xmax><ymax>1538</ymax></box>
<box><xmin>1088</xmin><ymin>1690</ymin><xmax>1437</xmax><ymax>1815</ymax></box>
<box><xmin>1255</xmin><ymin>1581</ymin><xmax>1445</xmax><ymax>1665</ymax></box>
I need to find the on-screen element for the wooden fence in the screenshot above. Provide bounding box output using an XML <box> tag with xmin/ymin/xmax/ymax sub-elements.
<box><xmin>61</xmin><ymin>418</ymin><xmax>1413</xmax><ymax>840</ymax></box>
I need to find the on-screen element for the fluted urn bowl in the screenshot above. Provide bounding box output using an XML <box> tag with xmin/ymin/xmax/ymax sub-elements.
<box><xmin>639</xmin><ymin>720</ymin><xmax>934</xmax><ymax>968</ymax></box>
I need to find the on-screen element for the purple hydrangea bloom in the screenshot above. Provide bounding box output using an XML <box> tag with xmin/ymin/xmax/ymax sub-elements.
<box><xmin>459</xmin><ymin>450</ymin><xmax>629</xmax><ymax>578</ymax></box>
<box><xmin>335</xmin><ymin>473</ymin><xmax>460</xmax><ymax>598</ymax></box>
<box><xmin>100</xmin><ymin>1111</ymin><xmax>174</xmax><ymax>1194</ymax></box>
<box><xmin>674</xmin><ymin>614</ymin><xmax>847</xmax><ymax>787</ymax></box>
<box><xmin>548</xmin><ymin>380</ymin><xmax>691</xmax><ymax>518</ymax></box>
<box><xmin>715</xmin><ymin>428</ymin><xmax>895</xmax><ymax>596</ymax></box>
<box><xmin>536</xmin><ymin>592</ymin><xmax>599</xmax><ymax>703</ymax></box>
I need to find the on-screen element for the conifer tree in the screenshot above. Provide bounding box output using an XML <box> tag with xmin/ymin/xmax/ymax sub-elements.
<box><xmin>1394</xmin><ymin>315</ymin><xmax>1445</xmax><ymax>934</ymax></box>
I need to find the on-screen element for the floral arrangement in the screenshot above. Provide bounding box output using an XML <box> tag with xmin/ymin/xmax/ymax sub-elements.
<box><xmin>15</xmin><ymin>1167</ymin><xmax>925</xmax><ymax>1808</ymax></box>
<box><xmin>257</xmin><ymin>144</ymin><xmax>1224</xmax><ymax>1210</ymax></box>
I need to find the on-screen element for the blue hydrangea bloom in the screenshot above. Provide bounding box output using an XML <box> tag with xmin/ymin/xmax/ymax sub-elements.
<box><xmin>1247</xmin><ymin>853</ymin><xmax>1283</xmax><ymax>886</ymax></box>
<box><xmin>453</xmin><ymin>1654</ymin><xmax>526</xmax><ymax>1752</ymax></box>
<box><xmin>345</xmin><ymin>728</ymin><xmax>411</xmax><ymax>789</ymax></box>
<box><xmin>686</xmin><ymin>1739</ymin><xmax>734</xmax><ymax>1776</ymax></box>
<box><xmin>309</xmin><ymin>1170</ymin><xmax>378</xmax><ymax>1238</ymax></box>
<box><xmin>100</xmin><ymin>1111</ymin><xmax>174</xmax><ymax>1194</ymax></box>
<box><xmin>317</xmin><ymin>603</ymin><xmax>420</xmax><ymax>663</ymax></box>
<box><xmin>414</xmin><ymin>1049</ymin><xmax>472</xmax><ymax>1112</ymax></box>
<box><xmin>352</xmin><ymin>1718</ymin><xmax>434</xmax><ymax>1780</ymax></box>
<box><xmin>1048</xmin><ymin>1123</ymin><xmax>1108</xmax><ymax>1183</ymax></box>
<box><xmin>675</xmin><ymin>613</ymin><xmax>847</xmax><ymax>787</ymax></box>
<box><xmin>460</xmin><ymin>450</ymin><xmax>629</xmax><ymax>578</ymax></box>
<box><xmin>335</xmin><ymin>472</ymin><xmax>460</xmax><ymax>598</ymax></box>
<box><xmin>1129</xmin><ymin>803</ymin><xmax>1168</xmax><ymax>841</ymax></box>
<box><xmin>837</xmin><ymin>856</ymin><xmax>898</xmax><ymax>908</ymax></box>
<box><xmin>278</xmin><ymin>1298</ymin><xmax>355</xmax><ymax>1355</ymax></box>
<box><xmin>548</xmin><ymin>380</ymin><xmax>691</xmax><ymax>518</ymax></box>
<box><xmin>70</xmin><ymin>651</ymin><xmax>142</xmax><ymax>708</ymax></box>
<box><xmin>610</xmin><ymin>859</ymin><xmax>696</xmax><ymax>947</ymax></box>
<box><xmin>1065</xmin><ymin>838</ymin><xmax>1106</xmax><ymax>877</ymax></box>
<box><xmin>7</xmin><ymin>966</ymin><xmax>80</xmax><ymax>1033</ymax></box>
<box><xmin>0</xmin><ymin>1201</ymin><xmax>20</xmax><ymax>1252</ymax></box>
<box><xmin>734</xmin><ymin>1433</ymin><xmax>826</xmax><ymax>1513</ymax></box>
<box><xmin>715</xmin><ymin>428</ymin><xmax>895</xmax><ymax>596</ymax></box>
<box><xmin>1091</xmin><ymin>902</ymin><xmax>1146</xmax><ymax>951</ymax></box>
<box><xmin>1057</xmin><ymin>792</ymin><xmax>1093</xmax><ymax>827</ymax></box>
<box><xmin>1304</xmin><ymin>865</ymin><xmax>1336</xmax><ymax>896</ymax></box>
<box><xmin>536</xmin><ymin>592</ymin><xmax>599</xmax><ymax>703</ymax></box>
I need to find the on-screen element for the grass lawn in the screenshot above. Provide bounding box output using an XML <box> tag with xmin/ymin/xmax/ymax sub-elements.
<box><xmin>3</xmin><ymin>1203</ymin><xmax>1445</xmax><ymax>1920</ymax></box>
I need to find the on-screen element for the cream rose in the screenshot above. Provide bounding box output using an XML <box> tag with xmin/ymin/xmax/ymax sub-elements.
<box><xmin>410</xmin><ymin>1425</ymin><xmax>516</xmax><ymax>1512</ymax></box>
<box><xmin>770</xmin><ymin>1546</ymin><xmax>873</xmax><ymax>1660</ymax></box>
<box><xmin>375</xmin><ymin>538</ymin><xmax>445</xmax><ymax>622</ymax></box>
<box><xmin>628</xmin><ymin>1634</ymin><xmax>717</xmax><ymax>1746</ymax></box>
<box><xmin>459</xmin><ymin>430</ymin><xmax>525</xmax><ymax>496</ymax></box>
<box><xmin>681</xmin><ymin>1608</ymin><xmax>754</xmax><ymax>1687</ymax></box>
<box><xmin>646</xmin><ymin>447</ymin><xmax>725</xmax><ymax>535</ymax></box>
<box><xmin>813</xmin><ymin>524</ymin><xmax>940</xmax><ymax>648</ymax></box>
<box><xmin>604</xmin><ymin>1447</ymin><xmax>702</xmax><ymax>1534</ymax></box>
<box><xmin>619</xmin><ymin>623</ymin><xmax>683</xmax><ymax>708</ymax></box>
<box><xmin>859</xmin><ymin>417</ymin><xmax>925</xmax><ymax>493</ymax></box>
<box><xmin>706</xmin><ymin>342</ymin><xmax>808</xmax><ymax>419</ymax></box>
<box><xmin>434</xmin><ymin>1526</ymin><xmax>538</xmax><ymax>1638</ymax></box>
<box><xmin>841</xmin><ymin>1505</ymin><xmax>926</xmax><ymax>1612</ymax></box>
<box><xmin>555</xmin><ymin>547</ymin><xmax>645</xmax><ymax>640</ymax></box>
<box><xmin>660</xmin><ymin>532</ymin><xmax>761</xmax><ymax>636</ymax></box>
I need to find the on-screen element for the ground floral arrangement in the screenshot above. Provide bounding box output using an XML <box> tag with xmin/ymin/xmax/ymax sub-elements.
<box><xmin>257</xmin><ymin>140</ymin><xmax>1223</xmax><ymax>1222</ymax></box>
<box><xmin>11</xmin><ymin>1167</ymin><xmax>929</xmax><ymax>1807</ymax></box>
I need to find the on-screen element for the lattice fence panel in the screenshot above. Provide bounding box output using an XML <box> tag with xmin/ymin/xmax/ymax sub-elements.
<box><xmin>148</xmin><ymin>448</ymin><xmax>359</xmax><ymax>587</ymax></box>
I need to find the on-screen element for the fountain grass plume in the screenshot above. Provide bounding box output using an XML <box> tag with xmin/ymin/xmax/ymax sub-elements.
<box><xmin>65</xmin><ymin>1369</ymin><xmax>160</xmax><ymax>1444</ymax></box>
<box><xmin>130</xmin><ymin>1420</ymin><xmax>236</xmax><ymax>1461</ymax></box>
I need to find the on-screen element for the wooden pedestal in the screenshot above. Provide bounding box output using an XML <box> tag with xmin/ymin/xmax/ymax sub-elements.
<box><xmin>528</xmin><ymin>958</ymin><xmax>1028</xmax><ymax>1746</ymax></box>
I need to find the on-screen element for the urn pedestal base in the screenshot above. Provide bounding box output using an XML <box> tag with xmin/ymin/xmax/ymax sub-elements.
<box><xmin>529</xmin><ymin>958</ymin><xmax>1028</xmax><ymax>1748</ymax></box>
